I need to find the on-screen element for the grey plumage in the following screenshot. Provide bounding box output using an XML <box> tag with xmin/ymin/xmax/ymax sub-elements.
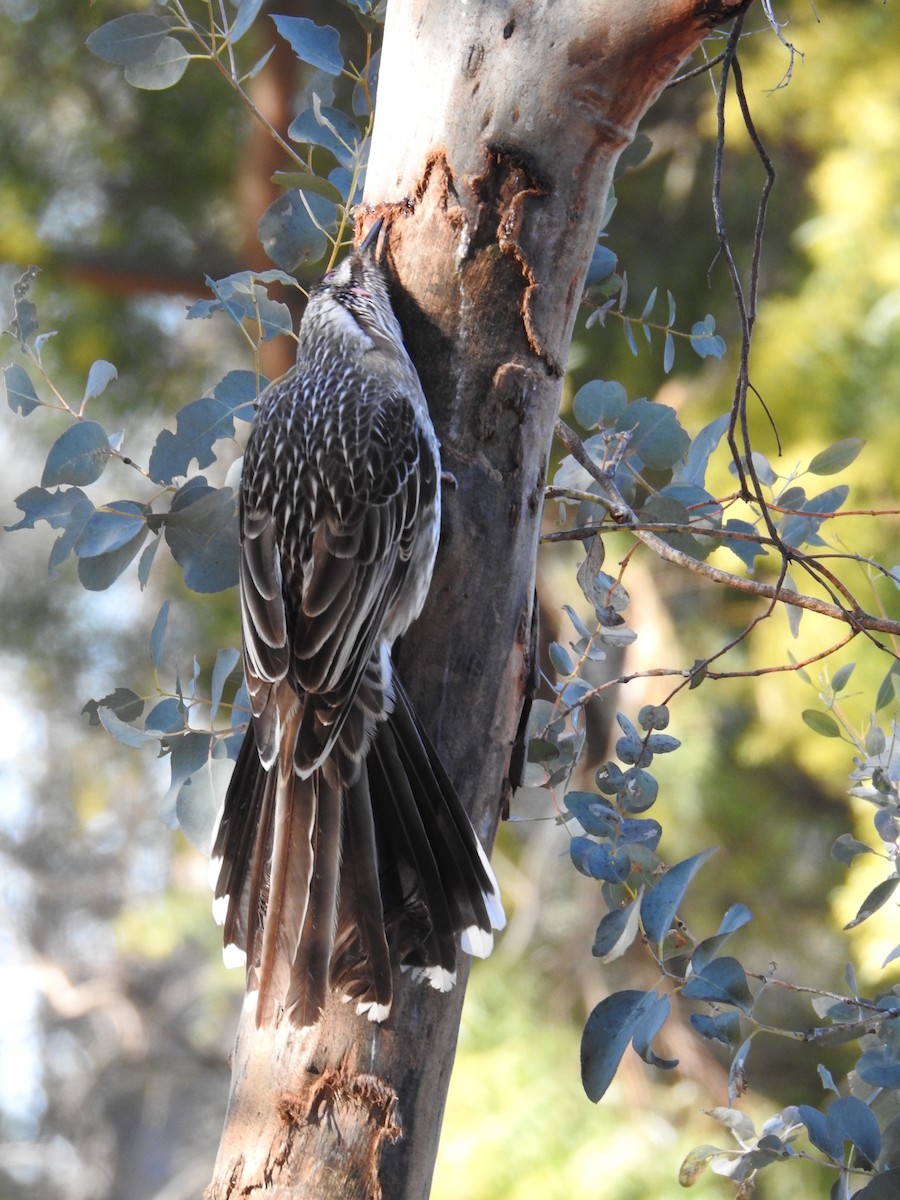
<box><xmin>210</xmin><ymin>221</ymin><xmax>504</xmax><ymax>1026</ymax></box>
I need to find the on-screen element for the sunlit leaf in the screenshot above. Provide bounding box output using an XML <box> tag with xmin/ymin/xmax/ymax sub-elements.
<box><xmin>270</xmin><ymin>14</ymin><xmax>343</xmax><ymax>75</ymax></box>
<box><xmin>4</xmin><ymin>364</ymin><xmax>41</xmax><ymax>415</ymax></box>
<box><xmin>802</xmin><ymin>710</ymin><xmax>841</xmax><ymax>738</ymax></box>
<box><xmin>808</xmin><ymin>438</ymin><xmax>865</xmax><ymax>476</ymax></box>
<box><xmin>593</xmin><ymin>891</ymin><xmax>643</xmax><ymax>962</ymax></box>
<box><xmin>125</xmin><ymin>37</ymin><xmax>190</xmax><ymax>90</ymax></box>
<box><xmin>86</xmin><ymin>13</ymin><xmax>173</xmax><ymax>65</ymax></box>
<box><xmin>843</xmin><ymin>876</ymin><xmax>900</xmax><ymax>929</ymax></box>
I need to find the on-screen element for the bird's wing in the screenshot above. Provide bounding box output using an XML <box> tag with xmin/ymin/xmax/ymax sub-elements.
<box><xmin>240</xmin><ymin>386</ymin><xmax>437</xmax><ymax>777</ymax></box>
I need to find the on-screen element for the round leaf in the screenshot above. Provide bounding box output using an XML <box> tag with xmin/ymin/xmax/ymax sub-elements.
<box><xmin>42</xmin><ymin>421</ymin><xmax>111</xmax><ymax>486</ymax></box>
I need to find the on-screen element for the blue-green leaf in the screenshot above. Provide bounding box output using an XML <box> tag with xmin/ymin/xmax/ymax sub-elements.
<box><xmin>723</xmin><ymin>518</ymin><xmax>767</xmax><ymax>569</ymax></box>
<box><xmin>74</xmin><ymin>501</ymin><xmax>146</xmax><ymax>557</ymax></box>
<box><xmin>124</xmin><ymin>37</ymin><xmax>189</xmax><ymax>90</ymax></box>
<box><xmin>615</xmin><ymin>397</ymin><xmax>690</xmax><ymax>470</ymax></box>
<box><xmin>831</xmin><ymin>833</ymin><xmax>873</xmax><ymax>866</ymax></box>
<box><xmin>831</xmin><ymin>662</ymin><xmax>855</xmax><ymax>693</ymax></box>
<box><xmin>210</xmin><ymin>647</ymin><xmax>241</xmax><ymax>723</ymax></box>
<box><xmin>570</xmin><ymin>836</ymin><xmax>631</xmax><ymax>883</ymax></box>
<box><xmin>681</xmin><ymin>414</ymin><xmax>730</xmax><ymax>487</ymax></box>
<box><xmin>876</xmin><ymin>662</ymin><xmax>900</xmax><ymax>711</ymax></box>
<box><xmin>564</xmin><ymin>792</ymin><xmax>617</xmax><ymax>836</ymax></box>
<box><xmin>48</xmin><ymin>498</ymin><xmax>94</xmax><ymax>576</ymax></box>
<box><xmin>86</xmin><ymin>14</ymin><xmax>172</xmax><ymax>66</ymax></box>
<box><xmin>42</xmin><ymin>421</ymin><xmax>111</xmax><ymax>486</ymax></box>
<box><xmin>857</xmin><ymin>1048</ymin><xmax>900</xmax><ymax>1089</ymax></box>
<box><xmin>288</xmin><ymin>104</ymin><xmax>361</xmax><ymax>170</ymax></box>
<box><xmin>98</xmin><ymin>705</ymin><xmax>151</xmax><ymax>748</ymax></box>
<box><xmin>76</xmin><ymin>524</ymin><xmax>148</xmax><ymax>590</ymax></box>
<box><xmin>5</xmin><ymin>485</ymin><xmax>89</xmax><ymax>532</ymax></box>
<box><xmin>797</xmin><ymin>1105</ymin><xmax>843</xmax><ymax>1161</ymax></box>
<box><xmin>145</xmin><ymin>697</ymin><xmax>186</xmax><ymax>735</ymax></box>
<box><xmin>690</xmin><ymin>314</ymin><xmax>726</xmax><ymax>359</ymax></box>
<box><xmin>138</xmin><ymin>536</ymin><xmax>160</xmax><ymax>589</ymax></box>
<box><xmin>161</xmin><ymin>733</ymin><xmax>213</xmax><ymax>827</ymax></box>
<box><xmin>230</xmin><ymin>0</ymin><xmax>264</xmax><ymax>43</ymax></box>
<box><xmin>573</xmin><ymin>379</ymin><xmax>628</xmax><ymax>429</ymax></box>
<box><xmin>682</xmin><ymin>957</ymin><xmax>753</xmax><ymax>1012</ymax></box>
<box><xmin>549</xmin><ymin>641</ymin><xmax>574</xmax><ymax>676</ymax></box>
<box><xmin>621</xmin><ymin>767</ymin><xmax>658</xmax><ymax>813</ymax></box>
<box><xmin>641</xmin><ymin>846</ymin><xmax>717</xmax><ymax>946</ymax></box>
<box><xmin>690</xmin><ymin>903</ymin><xmax>753</xmax><ymax>974</ymax></box>
<box><xmin>632</xmin><ymin>992</ymin><xmax>677</xmax><ymax>1069</ymax></box>
<box><xmin>663</xmin><ymin>331</ymin><xmax>675</xmax><ymax>373</ymax></box>
<box><xmin>808</xmin><ymin>438</ymin><xmax>864</xmax><ymax>476</ymax></box>
<box><xmin>581</xmin><ymin>990</ymin><xmax>657</xmax><ymax>1102</ymax></box>
<box><xmin>150</xmin><ymin>601</ymin><xmax>170</xmax><ymax>668</ymax></box>
<box><xmin>593</xmin><ymin>892</ymin><xmax>643</xmax><ymax>962</ymax></box>
<box><xmin>843</xmin><ymin>876</ymin><xmax>900</xmax><ymax>930</ymax></box>
<box><xmin>270</xmin><ymin>15</ymin><xmax>343</xmax><ymax>75</ymax></box>
<box><xmin>83</xmin><ymin>359</ymin><xmax>117</xmax><ymax>403</ymax></box>
<box><xmin>190</xmin><ymin>273</ymin><xmax>292</xmax><ymax>341</ymax></box>
<box><xmin>163</xmin><ymin>483</ymin><xmax>239</xmax><ymax>593</ymax></box>
<box><xmin>585</xmin><ymin>244</ymin><xmax>618</xmax><ymax>287</ymax></box>
<box><xmin>802</xmin><ymin>710</ymin><xmax>841</xmax><ymax>737</ymax></box>
<box><xmin>4</xmin><ymin>364</ymin><xmax>41</xmax><ymax>415</ymax></box>
<box><xmin>258</xmin><ymin>189</ymin><xmax>336</xmax><ymax>272</ymax></box>
<box><xmin>175</xmin><ymin>749</ymin><xmax>232</xmax><ymax>850</ymax></box>
<box><xmin>690</xmin><ymin>1011</ymin><xmax>741</xmax><ymax>1046</ymax></box>
<box><xmin>150</xmin><ymin>390</ymin><xmax>249</xmax><ymax>484</ymax></box>
<box><xmin>828</xmin><ymin>1096</ymin><xmax>881</xmax><ymax>1165</ymax></box>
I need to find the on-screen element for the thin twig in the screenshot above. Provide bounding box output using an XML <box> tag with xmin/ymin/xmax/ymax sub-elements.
<box><xmin>554</xmin><ymin>418</ymin><xmax>900</xmax><ymax>638</ymax></box>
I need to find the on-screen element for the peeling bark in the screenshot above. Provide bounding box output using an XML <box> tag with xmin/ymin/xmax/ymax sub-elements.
<box><xmin>209</xmin><ymin>2</ymin><xmax>754</xmax><ymax>1197</ymax></box>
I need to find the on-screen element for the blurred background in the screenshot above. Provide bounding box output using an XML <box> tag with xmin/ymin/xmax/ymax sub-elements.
<box><xmin>2</xmin><ymin>2</ymin><xmax>900</xmax><ymax>1198</ymax></box>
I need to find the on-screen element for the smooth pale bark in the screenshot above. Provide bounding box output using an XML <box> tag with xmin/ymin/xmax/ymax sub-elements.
<box><xmin>208</xmin><ymin>2</ymin><xmax>753</xmax><ymax>1198</ymax></box>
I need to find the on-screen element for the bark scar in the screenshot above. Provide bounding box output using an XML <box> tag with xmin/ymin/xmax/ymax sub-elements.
<box><xmin>273</xmin><ymin>1070</ymin><xmax>401</xmax><ymax>1200</ymax></box>
<box><xmin>469</xmin><ymin>145</ymin><xmax>561</xmax><ymax>376</ymax></box>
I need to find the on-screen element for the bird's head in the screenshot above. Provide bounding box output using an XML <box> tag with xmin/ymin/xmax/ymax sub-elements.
<box><xmin>300</xmin><ymin>218</ymin><xmax>407</xmax><ymax>361</ymax></box>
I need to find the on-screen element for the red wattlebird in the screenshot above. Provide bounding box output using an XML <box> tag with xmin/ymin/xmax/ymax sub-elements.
<box><xmin>209</xmin><ymin>219</ymin><xmax>504</xmax><ymax>1026</ymax></box>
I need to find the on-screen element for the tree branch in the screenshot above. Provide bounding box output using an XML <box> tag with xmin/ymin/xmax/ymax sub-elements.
<box><xmin>554</xmin><ymin>418</ymin><xmax>900</xmax><ymax>638</ymax></box>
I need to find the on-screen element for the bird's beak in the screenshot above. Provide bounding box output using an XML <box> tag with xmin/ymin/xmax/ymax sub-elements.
<box><xmin>358</xmin><ymin>215</ymin><xmax>384</xmax><ymax>257</ymax></box>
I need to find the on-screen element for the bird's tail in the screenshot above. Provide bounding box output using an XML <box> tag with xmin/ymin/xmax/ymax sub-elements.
<box><xmin>210</xmin><ymin>678</ymin><xmax>505</xmax><ymax>1026</ymax></box>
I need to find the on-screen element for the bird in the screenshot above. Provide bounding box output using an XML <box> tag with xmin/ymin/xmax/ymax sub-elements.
<box><xmin>209</xmin><ymin>217</ymin><xmax>505</xmax><ymax>1027</ymax></box>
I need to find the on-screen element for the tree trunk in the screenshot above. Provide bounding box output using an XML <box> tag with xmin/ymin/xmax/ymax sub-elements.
<box><xmin>207</xmin><ymin>2</ymin><xmax>753</xmax><ymax>1197</ymax></box>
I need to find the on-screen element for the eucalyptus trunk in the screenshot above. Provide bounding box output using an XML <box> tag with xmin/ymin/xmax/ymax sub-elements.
<box><xmin>207</xmin><ymin>2</ymin><xmax>753</xmax><ymax>1197</ymax></box>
